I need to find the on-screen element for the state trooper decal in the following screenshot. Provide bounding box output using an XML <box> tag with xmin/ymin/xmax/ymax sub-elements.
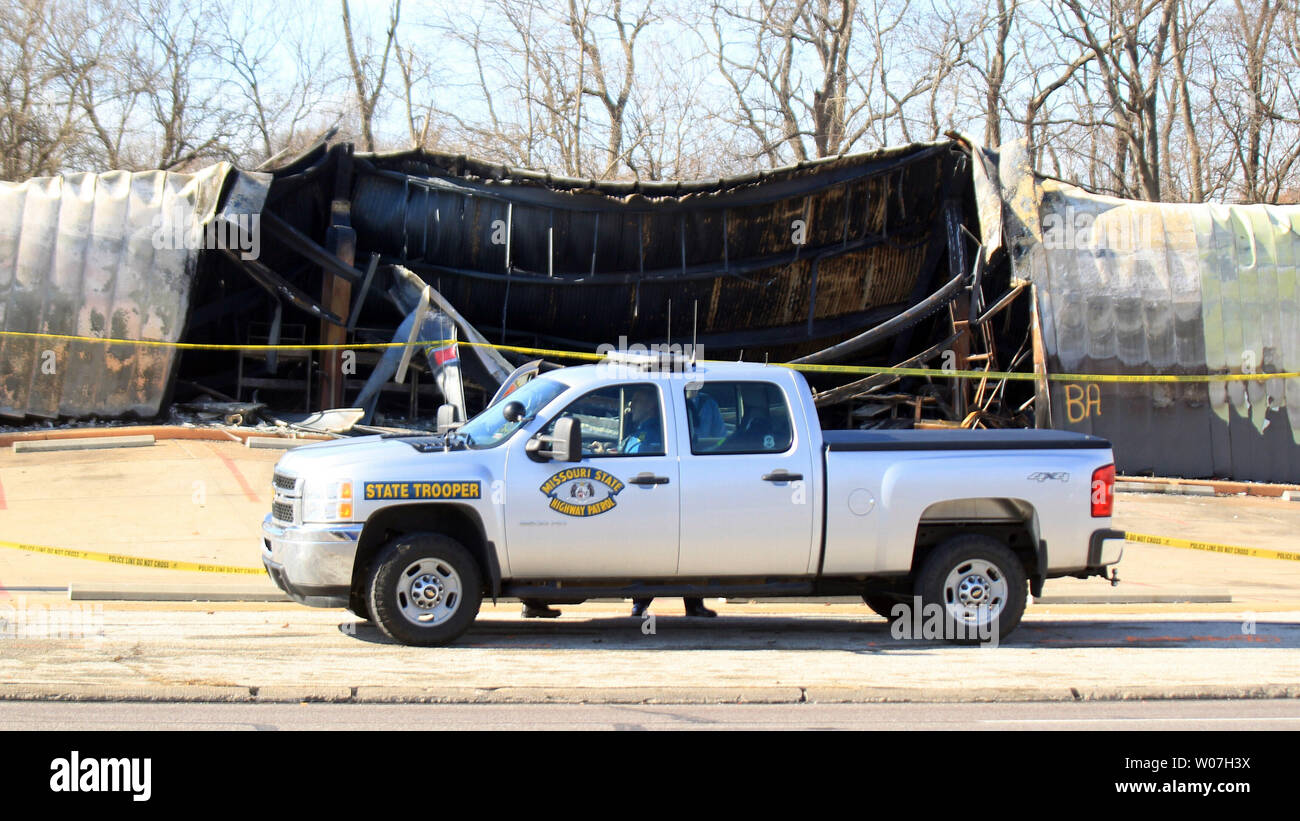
<box><xmin>539</xmin><ymin>467</ymin><xmax>625</xmax><ymax>517</ymax></box>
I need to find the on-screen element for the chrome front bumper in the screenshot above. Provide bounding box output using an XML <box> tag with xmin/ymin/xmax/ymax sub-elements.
<box><xmin>261</xmin><ymin>514</ymin><xmax>363</xmax><ymax>608</ymax></box>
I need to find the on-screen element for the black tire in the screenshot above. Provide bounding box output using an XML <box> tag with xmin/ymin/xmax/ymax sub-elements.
<box><xmin>366</xmin><ymin>532</ymin><xmax>483</xmax><ymax>647</ymax></box>
<box><xmin>862</xmin><ymin>593</ymin><xmax>905</xmax><ymax>621</ymax></box>
<box><xmin>914</xmin><ymin>535</ymin><xmax>1027</xmax><ymax>644</ymax></box>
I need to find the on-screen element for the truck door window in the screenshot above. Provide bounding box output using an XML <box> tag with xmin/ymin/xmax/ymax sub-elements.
<box><xmin>686</xmin><ymin>381</ymin><xmax>792</xmax><ymax>455</ymax></box>
<box><xmin>543</xmin><ymin>383</ymin><xmax>666</xmax><ymax>457</ymax></box>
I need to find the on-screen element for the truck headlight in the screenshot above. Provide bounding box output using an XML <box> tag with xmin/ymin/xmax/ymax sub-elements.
<box><xmin>303</xmin><ymin>479</ymin><xmax>354</xmax><ymax>522</ymax></box>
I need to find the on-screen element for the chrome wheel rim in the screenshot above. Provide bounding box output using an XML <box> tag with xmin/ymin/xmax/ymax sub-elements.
<box><xmin>395</xmin><ymin>558</ymin><xmax>462</xmax><ymax>627</ymax></box>
<box><xmin>942</xmin><ymin>559</ymin><xmax>1006</xmax><ymax>627</ymax></box>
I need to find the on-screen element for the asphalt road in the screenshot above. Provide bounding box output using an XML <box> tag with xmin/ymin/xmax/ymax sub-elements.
<box><xmin>4</xmin><ymin>699</ymin><xmax>1300</xmax><ymax>730</ymax></box>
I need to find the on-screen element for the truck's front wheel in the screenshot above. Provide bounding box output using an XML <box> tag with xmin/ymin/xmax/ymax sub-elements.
<box><xmin>914</xmin><ymin>535</ymin><xmax>1027</xmax><ymax>644</ymax></box>
<box><xmin>366</xmin><ymin>533</ymin><xmax>483</xmax><ymax>647</ymax></box>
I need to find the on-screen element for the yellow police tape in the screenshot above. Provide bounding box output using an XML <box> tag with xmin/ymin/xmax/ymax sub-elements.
<box><xmin>0</xmin><ymin>539</ymin><xmax>265</xmax><ymax>575</ymax></box>
<box><xmin>1124</xmin><ymin>531</ymin><xmax>1300</xmax><ymax>562</ymax></box>
<box><xmin>1</xmin><ymin>329</ymin><xmax>1296</xmax><ymax>384</ymax></box>
<box><xmin>1</xmin><ymin>531</ymin><xmax>1293</xmax><ymax>582</ymax></box>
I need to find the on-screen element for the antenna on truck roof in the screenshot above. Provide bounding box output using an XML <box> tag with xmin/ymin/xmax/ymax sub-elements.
<box><xmin>690</xmin><ymin>300</ymin><xmax>698</xmax><ymax>365</ymax></box>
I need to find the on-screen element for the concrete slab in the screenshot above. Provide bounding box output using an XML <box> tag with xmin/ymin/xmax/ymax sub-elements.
<box><xmin>68</xmin><ymin>583</ymin><xmax>287</xmax><ymax>602</ymax></box>
<box><xmin>1035</xmin><ymin>590</ymin><xmax>1232</xmax><ymax>604</ymax></box>
<box><xmin>246</xmin><ymin>437</ymin><xmax>310</xmax><ymax>450</ymax></box>
<box><xmin>13</xmin><ymin>435</ymin><xmax>154</xmax><ymax>453</ymax></box>
<box><xmin>1171</xmin><ymin>484</ymin><xmax>1217</xmax><ymax>496</ymax></box>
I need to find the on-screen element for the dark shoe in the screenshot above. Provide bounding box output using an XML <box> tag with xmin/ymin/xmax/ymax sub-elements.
<box><xmin>631</xmin><ymin>599</ymin><xmax>652</xmax><ymax>618</ymax></box>
<box><xmin>684</xmin><ymin>603</ymin><xmax>717</xmax><ymax>618</ymax></box>
<box><xmin>522</xmin><ymin>603</ymin><xmax>561</xmax><ymax>619</ymax></box>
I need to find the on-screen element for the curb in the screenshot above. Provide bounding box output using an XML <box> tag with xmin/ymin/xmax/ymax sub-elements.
<box><xmin>2</xmin><ymin>684</ymin><xmax>1298</xmax><ymax>704</ymax></box>
<box><xmin>1116</xmin><ymin>476</ymin><xmax>1300</xmax><ymax>498</ymax></box>
<box><xmin>67</xmin><ymin>584</ymin><xmax>289</xmax><ymax>602</ymax></box>
<box><xmin>13</xmin><ymin>435</ymin><xmax>155</xmax><ymax>453</ymax></box>
<box><xmin>1034</xmin><ymin>591</ymin><xmax>1232</xmax><ymax>604</ymax></box>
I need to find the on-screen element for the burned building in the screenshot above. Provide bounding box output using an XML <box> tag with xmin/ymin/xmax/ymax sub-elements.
<box><xmin>1</xmin><ymin>137</ymin><xmax>1297</xmax><ymax>482</ymax></box>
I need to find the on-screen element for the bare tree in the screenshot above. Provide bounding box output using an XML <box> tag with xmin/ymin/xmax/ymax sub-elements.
<box><xmin>222</xmin><ymin>0</ymin><xmax>341</xmax><ymax>165</ymax></box>
<box><xmin>0</xmin><ymin>0</ymin><xmax>93</xmax><ymax>179</ymax></box>
<box><xmin>340</xmin><ymin>0</ymin><xmax>400</xmax><ymax>153</ymax></box>
<box><xmin>566</xmin><ymin>0</ymin><xmax>656</xmax><ymax>177</ymax></box>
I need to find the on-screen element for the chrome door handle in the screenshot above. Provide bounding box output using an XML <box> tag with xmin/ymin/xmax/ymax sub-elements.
<box><xmin>630</xmin><ymin>473</ymin><xmax>670</xmax><ymax>485</ymax></box>
<box><xmin>762</xmin><ymin>470</ymin><xmax>802</xmax><ymax>482</ymax></box>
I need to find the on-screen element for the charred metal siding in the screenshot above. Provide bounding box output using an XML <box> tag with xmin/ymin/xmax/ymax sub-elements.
<box><xmin>0</xmin><ymin>165</ymin><xmax>231</xmax><ymax>420</ymax></box>
<box><xmin>337</xmin><ymin>143</ymin><xmax>961</xmax><ymax>358</ymax></box>
<box><xmin>1026</xmin><ymin>180</ymin><xmax>1300</xmax><ymax>483</ymax></box>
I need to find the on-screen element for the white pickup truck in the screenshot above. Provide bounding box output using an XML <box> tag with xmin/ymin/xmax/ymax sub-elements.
<box><xmin>261</xmin><ymin>353</ymin><xmax>1124</xmax><ymax>646</ymax></box>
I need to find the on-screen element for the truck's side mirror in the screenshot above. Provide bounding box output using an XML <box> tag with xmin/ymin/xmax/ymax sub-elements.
<box><xmin>436</xmin><ymin>403</ymin><xmax>462</xmax><ymax>434</ymax></box>
<box><xmin>526</xmin><ymin>417</ymin><xmax>582</xmax><ymax>463</ymax></box>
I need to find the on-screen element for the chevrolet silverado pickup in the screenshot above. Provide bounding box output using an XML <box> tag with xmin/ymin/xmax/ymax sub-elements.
<box><xmin>261</xmin><ymin>353</ymin><xmax>1123</xmax><ymax>646</ymax></box>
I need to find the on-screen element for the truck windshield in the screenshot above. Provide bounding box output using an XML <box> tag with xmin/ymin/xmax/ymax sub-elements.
<box><xmin>456</xmin><ymin>377</ymin><xmax>568</xmax><ymax>449</ymax></box>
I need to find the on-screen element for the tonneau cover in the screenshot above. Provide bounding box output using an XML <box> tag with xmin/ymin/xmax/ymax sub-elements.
<box><xmin>822</xmin><ymin>429</ymin><xmax>1111</xmax><ymax>451</ymax></box>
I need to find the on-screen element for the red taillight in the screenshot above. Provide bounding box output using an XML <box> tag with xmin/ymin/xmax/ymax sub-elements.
<box><xmin>1091</xmin><ymin>464</ymin><xmax>1115</xmax><ymax>517</ymax></box>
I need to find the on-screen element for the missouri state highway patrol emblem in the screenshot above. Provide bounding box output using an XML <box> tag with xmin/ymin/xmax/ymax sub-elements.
<box><xmin>539</xmin><ymin>467</ymin><xmax>625</xmax><ymax>517</ymax></box>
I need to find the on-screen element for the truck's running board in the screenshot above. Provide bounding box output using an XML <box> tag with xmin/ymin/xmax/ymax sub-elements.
<box><xmin>501</xmin><ymin>581</ymin><xmax>816</xmax><ymax>600</ymax></box>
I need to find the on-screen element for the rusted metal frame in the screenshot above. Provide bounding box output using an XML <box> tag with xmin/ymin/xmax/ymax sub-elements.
<box><xmin>264</xmin><ymin>160</ymin><xmax>330</xmax><ymax>205</ymax></box>
<box><xmin>961</xmin><ymin>223</ymin><xmax>985</xmax><ymax>319</ymax></box>
<box><xmin>887</xmin><ymin>214</ymin><xmax>951</xmax><ymax>365</ymax></box>
<box><xmin>397</xmin><ymin>218</ymin><xmax>932</xmax><ymax>286</ymax></box>
<box><xmin>722</xmin><ymin>210</ymin><xmax>730</xmax><ymax>272</ymax></box>
<box><xmin>981</xmin><ymin>333</ymin><xmax>1030</xmax><ymax>416</ymax></box>
<box><xmin>422</xmin><ymin>186</ymin><xmax>430</xmax><ymax>259</ymax></box>
<box><xmin>973</xmin><ymin>280</ymin><xmax>1027</xmax><ymax>326</ymax></box>
<box><xmin>972</xmin><ymin>320</ymin><xmax>997</xmax><ymax>410</ymax></box>
<box><xmin>319</xmin><ymin>143</ymin><xmax>356</xmax><ymax>410</ymax></box>
<box><xmin>841</xmin><ymin>180</ymin><xmax>852</xmax><ymax>248</ymax></box>
<box><xmin>794</xmin><ymin>196</ymin><xmax>810</xmax><ymax>262</ymax></box>
<box><xmin>400</xmin><ymin>177</ymin><xmax>410</xmax><ymax>258</ymax></box>
<box><xmin>221</xmin><ymin>249</ymin><xmax>343</xmax><ymax>325</ymax></box>
<box><xmin>789</xmin><ymin>268</ymin><xmax>965</xmax><ymax>366</ymax></box>
<box><xmin>943</xmin><ymin>195</ymin><xmax>971</xmax><ymax>420</ymax></box>
<box><xmin>506</xmin><ymin>202</ymin><xmax>515</xmax><ymax>272</ymax></box>
<box><xmin>633</xmin><ymin>213</ymin><xmax>644</xmax><ymax>320</ymax></box>
<box><xmin>812</xmin><ymin>331</ymin><xmax>964</xmax><ymax>407</ymax></box>
<box><xmin>806</xmin><ymin>256</ymin><xmax>820</xmax><ymax>335</ymax></box>
<box><xmin>259</xmin><ymin>128</ymin><xmax>335</xmax><ymax>174</ymax></box>
<box><xmin>476</xmin><ymin>300</ymin><xmax>910</xmax><ymax>352</ymax></box>
<box><xmin>347</xmin><ymin>252</ymin><xmax>382</xmax><ymax>332</ymax></box>
<box><xmin>788</xmin><ymin>225</ymin><xmax>958</xmax><ymax>366</ymax></box>
<box><xmin>499</xmin><ymin>201</ymin><xmax>517</xmax><ymax>343</ymax></box>
<box><xmin>260</xmin><ymin>210</ymin><xmax>362</xmax><ymax>285</ymax></box>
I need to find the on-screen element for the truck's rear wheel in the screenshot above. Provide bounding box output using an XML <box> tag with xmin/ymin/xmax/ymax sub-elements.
<box><xmin>914</xmin><ymin>535</ymin><xmax>1026</xmax><ymax>644</ymax></box>
<box><xmin>366</xmin><ymin>533</ymin><xmax>482</xmax><ymax>647</ymax></box>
